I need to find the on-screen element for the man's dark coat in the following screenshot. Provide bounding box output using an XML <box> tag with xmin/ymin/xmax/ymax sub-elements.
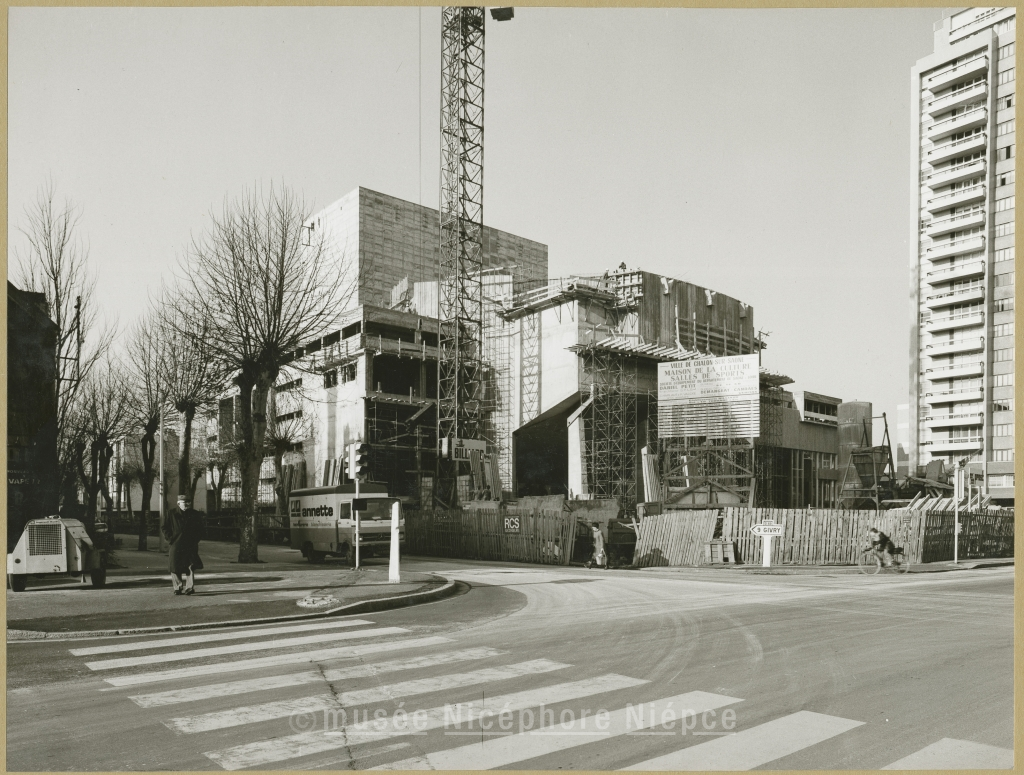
<box><xmin>162</xmin><ymin>506</ymin><xmax>205</xmax><ymax>575</ymax></box>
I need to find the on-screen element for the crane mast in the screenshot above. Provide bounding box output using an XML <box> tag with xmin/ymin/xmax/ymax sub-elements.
<box><xmin>437</xmin><ymin>6</ymin><xmax>486</xmax><ymax>508</ymax></box>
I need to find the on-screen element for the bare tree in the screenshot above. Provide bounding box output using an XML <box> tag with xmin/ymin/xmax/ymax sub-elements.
<box><xmin>13</xmin><ymin>180</ymin><xmax>114</xmax><ymax>509</ymax></box>
<box><xmin>175</xmin><ymin>185</ymin><xmax>352</xmax><ymax>562</ymax></box>
<box><xmin>71</xmin><ymin>358</ymin><xmax>132</xmax><ymax>532</ymax></box>
<box><xmin>124</xmin><ymin>315</ymin><xmax>165</xmax><ymax>550</ymax></box>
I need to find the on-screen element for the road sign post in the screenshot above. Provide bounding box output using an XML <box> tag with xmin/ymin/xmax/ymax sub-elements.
<box><xmin>749</xmin><ymin>520</ymin><xmax>783</xmax><ymax>568</ymax></box>
<box><xmin>389</xmin><ymin>500</ymin><xmax>401</xmax><ymax>583</ymax></box>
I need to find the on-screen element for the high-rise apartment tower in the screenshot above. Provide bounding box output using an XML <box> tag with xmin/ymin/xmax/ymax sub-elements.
<box><xmin>909</xmin><ymin>7</ymin><xmax>1016</xmax><ymax>505</ymax></box>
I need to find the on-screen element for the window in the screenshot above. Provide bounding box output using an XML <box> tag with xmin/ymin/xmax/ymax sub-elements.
<box><xmin>993</xmin><ymin>423</ymin><xmax>1013</xmax><ymax>436</ymax></box>
<box><xmin>1004</xmin><ymin>96</ymin><xmax>1014</xmax><ymax>110</ymax></box>
<box><xmin>988</xmin><ymin>473</ymin><xmax>1015</xmax><ymax>487</ymax></box>
<box><xmin>1000</xmin><ymin>175</ymin><xmax>1008</xmax><ymax>186</ymax></box>
<box><xmin>993</xmin><ymin>449</ymin><xmax>1015</xmax><ymax>462</ymax></box>
<box><xmin>274</xmin><ymin>378</ymin><xmax>303</xmax><ymax>393</ymax></box>
<box><xmin>996</xmin><ymin>222</ymin><xmax>1015</xmax><ymax>237</ymax></box>
<box><xmin>1004</xmin><ymin>145</ymin><xmax>1015</xmax><ymax>160</ymax></box>
<box><xmin>995</xmin><ymin>298</ymin><xmax>1015</xmax><ymax>312</ymax></box>
<box><xmin>995</xmin><ymin>196</ymin><xmax>1015</xmax><ymax>212</ymax></box>
<box><xmin>995</xmin><ymin>272</ymin><xmax>1015</xmax><ymax>287</ymax></box>
<box><xmin>997</xmin><ymin>119</ymin><xmax>1015</xmax><ymax>136</ymax></box>
<box><xmin>324</xmin><ymin>369</ymin><xmax>338</xmax><ymax>388</ymax></box>
<box><xmin>993</xmin><ymin>323</ymin><xmax>1014</xmax><ymax>338</ymax></box>
<box><xmin>995</xmin><ymin>247</ymin><xmax>1015</xmax><ymax>262</ymax></box>
<box><xmin>991</xmin><ymin>399</ymin><xmax>1014</xmax><ymax>412</ymax></box>
<box><xmin>340</xmin><ymin>362</ymin><xmax>358</xmax><ymax>384</ymax></box>
<box><xmin>999</xmin><ymin>42</ymin><xmax>1016</xmax><ymax>60</ymax></box>
<box><xmin>993</xmin><ymin>373</ymin><xmax>1014</xmax><ymax>387</ymax></box>
<box><xmin>994</xmin><ymin>348</ymin><xmax>1014</xmax><ymax>362</ymax></box>
<box><xmin>274</xmin><ymin>410</ymin><xmax>303</xmax><ymax>423</ymax></box>
<box><xmin>998</xmin><ymin>68</ymin><xmax>1015</xmax><ymax>85</ymax></box>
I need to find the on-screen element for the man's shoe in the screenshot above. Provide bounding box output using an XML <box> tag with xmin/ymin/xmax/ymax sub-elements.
<box><xmin>185</xmin><ymin>589</ymin><xmax>195</xmax><ymax>596</ymax></box>
<box><xmin>173</xmin><ymin>590</ymin><xmax>183</xmax><ymax>596</ymax></box>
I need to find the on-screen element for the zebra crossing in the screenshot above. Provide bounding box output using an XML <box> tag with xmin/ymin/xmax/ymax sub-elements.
<box><xmin>68</xmin><ymin>617</ymin><xmax>1012</xmax><ymax>771</ymax></box>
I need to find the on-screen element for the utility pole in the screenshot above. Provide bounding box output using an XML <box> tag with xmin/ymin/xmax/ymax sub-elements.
<box><xmin>159</xmin><ymin>399</ymin><xmax>166</xmax><ymax>552</ymax></box>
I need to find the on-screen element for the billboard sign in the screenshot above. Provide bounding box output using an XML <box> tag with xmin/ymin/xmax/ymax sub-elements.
<box><xmin>658</xmin><ymin>354</ymin><xmax>760</xmax><ymax>439</ymax></box>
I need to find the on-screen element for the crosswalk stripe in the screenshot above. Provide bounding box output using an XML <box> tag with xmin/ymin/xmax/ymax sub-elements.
<box><xmin>85</xmin><ymin>627</ymin><xmax>408</xmax><ymax>671</ymax></box>
<box><xmin>167</xmin><ymin>659</ymin><xmax>571</xmax><ymax>734</ymax></box>
<box><xmin>204</xmin><ymin>673</ymin><xmax>649</xmax><ymax>770</ymax></box>
<box><xmin>102</xmin><ymin>635</ymin><xmax>453</xmax><ymax>687</ymax></box>
<box><xmin>623</xmin><ymin>710</ymin><xmax>864</xmax><ymax>770</ymax></box>
<box><xmin>377</xmin><ymin>690</ymin><xmax>742</xmax><ymax>770</ymax></box>
<box><xmin>129</xmin><ymin>647</ymin><xmax>507</xmax><ymax>708</ymax></box>
<box><xmin>882</xmin><ymin>738</ymin><xmax>1013</xmax><ymax>770</ymax></box>
<box><xmin>70</xmin><ymin>619</ymin><xmax>376</xmax><ymax>656</ymax></box>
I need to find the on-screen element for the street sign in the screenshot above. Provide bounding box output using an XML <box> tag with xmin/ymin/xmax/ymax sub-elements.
<box><xmin>749</xmin><ymin>523</ymin><xmax>783</xmax><ymax>537</ymax></box>
<box><xmin>441</xmin><ymin>437</ymin><xmax>487</xmax><ymax>461</ymax></box>
<box><xmin>749</xmin><ymin>521</ymin><xmax>783</xmax><ymax>566</ymax></box>
<box><xmin>503</xmin><ymin>515</ymin><xmax>521</xmax><ymax>534</ymax></box>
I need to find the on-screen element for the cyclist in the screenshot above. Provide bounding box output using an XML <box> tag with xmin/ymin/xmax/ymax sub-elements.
<box><xmin>866</xmin><ymin>527</ymin><xmax>896</xmax><ymax>568</ymax></box>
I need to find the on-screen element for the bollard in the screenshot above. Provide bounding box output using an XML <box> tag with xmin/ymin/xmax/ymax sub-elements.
<box><xmin>389</xmin><ymin>501</ymin><xmax>401</xmax><ymax>583</ymax></box>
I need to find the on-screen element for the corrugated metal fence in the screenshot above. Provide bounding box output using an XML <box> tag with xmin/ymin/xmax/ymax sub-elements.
<box><xmin>404</xmin><ymin>507</ymin><xmax>575</xmax><ymax>565</ymax></box>
<box><xmin>632</xmin><ymin>507</ymin><xmax>1013</xmax><ymax>566</ymax></box>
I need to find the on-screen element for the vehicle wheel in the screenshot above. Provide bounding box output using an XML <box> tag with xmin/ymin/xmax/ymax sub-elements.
<box><xmin>857</xmin><ymin>550</ymin><xmax>881</xmax><ymax>575</ymax></box>
<box><xmin>90</xmin><ymin>568</ymin><xmax>107</xmax><ymax>588</ymax></box>
<box><xmin>8</xmin><ymin>574</ymin><xmax>26</xmax><ymax>592</ymax></box>
<box><xmin>308</xmin><ymin>550</ymin><xmax>327</xmax><ymax>564</ymax></box>
<box><xmin>894</xmin><ymin>550</ymin><xmax>911</xmax><ymax>574</ymax></box>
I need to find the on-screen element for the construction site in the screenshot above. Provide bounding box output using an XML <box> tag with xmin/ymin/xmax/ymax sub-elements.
<box><xmin>205</xmin><ymin>7</ymin><xmax>1010</xmax><ymax>567</ymax></box>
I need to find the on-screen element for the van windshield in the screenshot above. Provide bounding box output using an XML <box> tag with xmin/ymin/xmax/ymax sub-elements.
<box><xmin>359</xmin><ymin>499</ymin><xmax>398</xmax><ymax>520</ymax></box>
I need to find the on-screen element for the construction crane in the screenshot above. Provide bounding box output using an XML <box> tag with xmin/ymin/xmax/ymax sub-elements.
<box><xmin>435</xmin><ymin>6</ymin><xmax>512</xmax><ymax>508</ymax></box>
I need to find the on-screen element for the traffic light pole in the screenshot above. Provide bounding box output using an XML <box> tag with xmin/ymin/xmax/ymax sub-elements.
<box><xmin>354</xmin><ymin>474</ymin><xmax>361</xmax><ymax>570</ymax></box>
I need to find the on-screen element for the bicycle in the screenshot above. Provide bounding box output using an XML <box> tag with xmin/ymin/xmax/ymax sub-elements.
<box><xmin>857</xmin><ymin>545</ymin><xmax>911</xmax><ymax>575</ymax></box>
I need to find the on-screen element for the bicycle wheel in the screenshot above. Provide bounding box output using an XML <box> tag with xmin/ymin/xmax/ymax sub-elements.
<box><xmin>857</xmin><ymin>550</ymin><xmax>881</xmax><ymax>575</ymax></box>
<box><xmin>893</xmin><ymin>550</ymin><xmax>911</xmax><ymax>574</ymax></box>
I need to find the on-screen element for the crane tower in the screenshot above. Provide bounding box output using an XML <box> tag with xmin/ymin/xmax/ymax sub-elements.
<box><xmin>436</xmin><ymin>6</ymin><xmax>487</xmax><ymax>508</ymax></box>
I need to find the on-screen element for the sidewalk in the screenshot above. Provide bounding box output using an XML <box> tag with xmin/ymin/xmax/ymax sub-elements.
<box><xmin>636</xmin><ymin>557</ymin><xmax>1014</xmax><ymax>575</ymax></box>
<box><xmin>6</xmin><ymin>535</ymin><xmax>454</xmax><ymax>638</ymax></box>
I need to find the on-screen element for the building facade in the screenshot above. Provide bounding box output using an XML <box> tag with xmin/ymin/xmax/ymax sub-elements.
<box><xmin>909</xmin><ymin>7</ymin><xmax>1015</xmax><ymax>505</ymax></box>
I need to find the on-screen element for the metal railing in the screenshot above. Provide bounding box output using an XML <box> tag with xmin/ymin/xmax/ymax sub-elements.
<box><xmin>926</xmin><ymin>206</ymin><xmax>985</xmax><ymax>231</ymax></box>
<box><xmin>926</xmin><ymin>158</ymin><xmax>985</xmax><ymax>183</ymax></box>
<box><xmin>926</xmin><ymin>261</ymin><xmax>985</xmax><ymax>278</ymax></box>
<box><xmin>926</xmin><ymin>53</ymin><xmax>987</xmax><ymax>86</ymax></box>
<box><xmin>926</xmin><ymin>361</ymin><xmax>984</xmax><ymax>373</ymax></box>
<box><xmin>928</xmin><ymin>106</ymin><xmax>986</xmax><ymax>134</ymax></box>
<box><xmin>927</xmin><ymin>234</ymin><xmax>984</xmax><ymax>255</ymax></box>
<box><xmin>927</xmin><ymin>132</ymin><xmax>986</xmax><ymax>159</ymax></box>
<box><xmin>925</xmin><ymin>336</ymin><xmax>984</xmax><ymax>350</ymax></box>
<box><xmin>927</xmin><ymin>183</ymin><xmax>985</xmax><ymax>208</ymax></box>
<box><xmin>925</xmin><ymin>412</ymin><xmax>985</xmax><ymax>423</ymax></box>
<box><xmin>927</xmin><ymin>81</ymin><xmax>986</xmax><ymax>112</ymax></box>
<box><xmin>926</xmin><ymin>283</ymin><xmax>984</xmax><ymax>302</ymax></box>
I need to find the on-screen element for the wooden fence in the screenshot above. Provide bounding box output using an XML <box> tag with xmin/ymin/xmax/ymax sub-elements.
<box><xmin>633</xmin><ymin>511</ymin><xmax>719</xmax><ymax>567</ymax></box>
<box><xmin>404</xmin><ymin>507</ymin><xmax>576</xmax><ymax>565</ymax></box>
<box><xmin>632</xmin><ymin>507</ymin><xmax>1013</xmax><ymax>566</ymax></box>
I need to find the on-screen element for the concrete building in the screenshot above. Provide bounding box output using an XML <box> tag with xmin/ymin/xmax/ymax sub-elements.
<box><xmin>909</xmin><ymin>7</ymin><xmax>1015</xmax><ymax>505</ymax></box>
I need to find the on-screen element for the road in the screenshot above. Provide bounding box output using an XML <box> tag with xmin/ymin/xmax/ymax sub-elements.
<box><xmin>6</xmin><ymin>559</ymin><xmax>1014</xmax><ymax>771</ymax></box>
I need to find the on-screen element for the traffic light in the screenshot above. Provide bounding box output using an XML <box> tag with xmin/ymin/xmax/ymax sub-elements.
<box><xmin>350</xmin><ymin>442</ymin><xmax>371</xmax><ymax>481</ymax></box>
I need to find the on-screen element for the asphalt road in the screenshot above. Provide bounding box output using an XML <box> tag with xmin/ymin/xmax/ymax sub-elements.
<box><xmin>6</xmin><ymin>560</ymin><xmax>1014</xmax><ymax>771</ymax></box>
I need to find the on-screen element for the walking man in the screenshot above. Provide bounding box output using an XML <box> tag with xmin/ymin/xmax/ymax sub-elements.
<box><xmin>162</xmin><ymin>494</ymin><xmax>204</xmax><ymax>595</ymax></box>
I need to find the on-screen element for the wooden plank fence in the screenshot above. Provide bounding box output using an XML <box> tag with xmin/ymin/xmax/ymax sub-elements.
<box><xmin>404</xmin><ymin>507</ymin><xmax>575</xmax><ymax>565</ymax></box>
<box><xmin>633</xmin><ymin>511</ymin><xmax>718</xmax><ymax>567</ymax></box>
<box><xmin>631</xmin><ymin>507</ymin><xmax>1013</xmax><ymax>567</ymax></box>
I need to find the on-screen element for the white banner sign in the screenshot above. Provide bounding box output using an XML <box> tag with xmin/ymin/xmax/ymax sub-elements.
<box><xmin>657</xmin><ymin>354</ymin><xmax>761</xmax><ymax>439</ymax></box>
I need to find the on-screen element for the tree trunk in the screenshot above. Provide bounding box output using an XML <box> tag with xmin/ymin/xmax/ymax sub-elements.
<box><xmin>138</xmin><ymin>428</ymin><xmax>157</xmax><ymax>551</ymax></box>
<box><xmin>177</xmin><ymin>404</ymin><xmax>196</xmax><ymax>504</ymax></box>
<box><xmin>125</xmin><ymin>480</ymin><xmax>135</xmax><ymax>546</ymax></box>
<box><xmin>236</xmin><ymin>379</ymin><xmax>260</xmax><ymax>563</ymax></box>
<box><xmin>273</xmin><ymin>449</ymin><xmax>286</xmax><ymax>517</ymax></box>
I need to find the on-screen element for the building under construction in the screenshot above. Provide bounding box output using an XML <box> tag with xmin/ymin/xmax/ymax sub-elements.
<box><xmin>211</xmin><ymin>186</ymin><xmax>878</xmax><ymax>515</ymax></box>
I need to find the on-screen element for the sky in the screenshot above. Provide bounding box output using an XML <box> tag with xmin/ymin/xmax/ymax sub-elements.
<box><xmin>8</xmin><ymin>6</ymin><xmax>945</xmax><ymax>432</ymax></box>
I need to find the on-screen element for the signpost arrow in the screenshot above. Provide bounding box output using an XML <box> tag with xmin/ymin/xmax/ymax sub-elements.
<box><xmin>749</xmin><ymin>521</ymin><xmax>783</xmax><ymax>567</ymax></box>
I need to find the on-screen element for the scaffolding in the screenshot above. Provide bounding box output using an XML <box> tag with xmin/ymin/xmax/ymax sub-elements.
<box><xmin>754</xmin><ymin>375</ymin><xmax>787</xmax><ymax>507</ymax></box>
<box><xmin>480</xmin><ymin>269</ymin><xmax>515</xmax><ymax>497</ymax></box>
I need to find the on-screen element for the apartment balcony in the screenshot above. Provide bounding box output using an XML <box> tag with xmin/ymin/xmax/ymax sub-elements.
<box><xmin>926</xmin><ymin>81</ymin><xmax>988</xmax><ymax>117</ymax></box>
<box><xmin>925</xmin><ymin>261</ymin><xmax>984</xmax><ymax>285</ymax></box>
<box><xmin>926</xmin><ymin>437</ymin><xmax>984</xmax><ymax>454</ymax></box>
<box><xmin>926</xmin><ymin>310</ymin><xmax>984</xmax><ymax>333</ymax></box>
<box><xmin>925</xmin><ymin>336</ymin><xmax>984</xmax><ymax>356</ymax></box>
<box><xmin>926</xmin><ymin>133</ymin><xmax>987</xmax><ymax>165</ymax></box>
<box><xmin>925</xmin><ymin>361</ymin><xmax>985</xmax><ymax>380</ymax></box>
<box><xmin>925</xmin><ymin>183</ymin><xmax>986</xmax><ymax>213</ymax></box>
<box><xmin>925</xmin><ymin>159</ymin><xmax>986</xmax><ymax>189</ymax></box>
<box><xmin>925</xmin><ymin>387</ymin><xmax>984</xmax><ymax>404</ymax></box>
<box><xmin>925</xmin><ymin>55</ymin><xmax>987</xmax><ymax>92</ymax></box>
<box><xmin>925</xmin><ymin>412</ymin><xmax>985</xmax><ymax>429</ymax></box>
<box><xmin>925</xmin><ymin>234</ymin><xmax>985</xmax><ymax>260</ymax></box>
<box><xmin>925</xmin><ymin>285</ymin><xmax>985</xmax><ymax>309</ymax></box>
<box><xmin>925</xmin><ymin>209</ymin><xmax>985</xmax><ymax>237</ymax></box>
<box><xmin>926</xmin><ymin>107</ymin><xmax>987</xmax><ymax>142</ymax></box>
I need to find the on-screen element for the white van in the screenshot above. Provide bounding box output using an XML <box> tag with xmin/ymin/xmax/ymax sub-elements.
<box><xmin>289</xmin><ymin>483</ymin><xmax>404</xmax><ymax>564</ymax></box>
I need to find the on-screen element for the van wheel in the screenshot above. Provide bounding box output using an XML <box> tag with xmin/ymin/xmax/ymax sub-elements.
<box><xmin>308</xmin><ymin>550</ymin><xmax>327</xmax><ymax>564</ymax></box>
<box><xmin>8</xmin><ymin>574</ymin><xmax>26</xmax><ymax>592</ymax></box>
<box><xmin>90</xmin><ymin>568</ymin><xmax>107</xmax><ymax>588</ymax></box>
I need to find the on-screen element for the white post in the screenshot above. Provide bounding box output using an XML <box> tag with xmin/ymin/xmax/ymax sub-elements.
<box><xmin>762</xmin><ymin>534</ymin><xmax>772</xmax><ymax>567</ymax></box>
<box><xmin>353</xmin><ymin>445</ymin><xmax>361</xmax><ymax>571</ymax></box>
<box><xmin>389</xmin><ymin>500</ymin><xmax>401</xmax><ymax>583</ymax></box>
<box><xmin>953</xmin><ymin>463</ymin><xmax>961</xmax><ymax>565</ymax></box>
<box><xmin>158</xmin><ymin>400</ymin><xmax>166</xmax><ymax>552</ymax></box>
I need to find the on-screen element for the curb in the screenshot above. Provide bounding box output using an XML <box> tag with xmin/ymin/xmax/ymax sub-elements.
<box><xmin>7</xmin><ymin>574</ymin><xmax>460</xmax><ymax>642</ymax></box>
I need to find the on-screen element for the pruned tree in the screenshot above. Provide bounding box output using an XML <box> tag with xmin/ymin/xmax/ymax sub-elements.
<box><xmin>157</xmin><ymin>291</ymin><xmax>224</xmax><ymax>510</ymax></box>
<box><xmin>13</xmin><ymin>180</ymin><xmax>114</xmax><ymax>508</ymax></box>
<box><xmin>175</xmin><ymin>184</ymin><xmax>353</xmax><ymax>562</ymax></box>
<box><xmin>71</xmin><ymin>358</ymin><xmax>132</xmax><ymax>532</ymax></box>
<box><xmin>124</xmin><ymin>314</ymin><xmax>165</xmax><ymax>550</ymax></box>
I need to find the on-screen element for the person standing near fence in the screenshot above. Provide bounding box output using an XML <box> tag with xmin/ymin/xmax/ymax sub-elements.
<box><xmin>162</xmin><ymin>495</ymin><xmax>205</xmax><ymax>595</ymax></box>
<box><xmin>582</xmin><ymin>520</ymin><xmax>607</xmax><ymax>569</ymax></box>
